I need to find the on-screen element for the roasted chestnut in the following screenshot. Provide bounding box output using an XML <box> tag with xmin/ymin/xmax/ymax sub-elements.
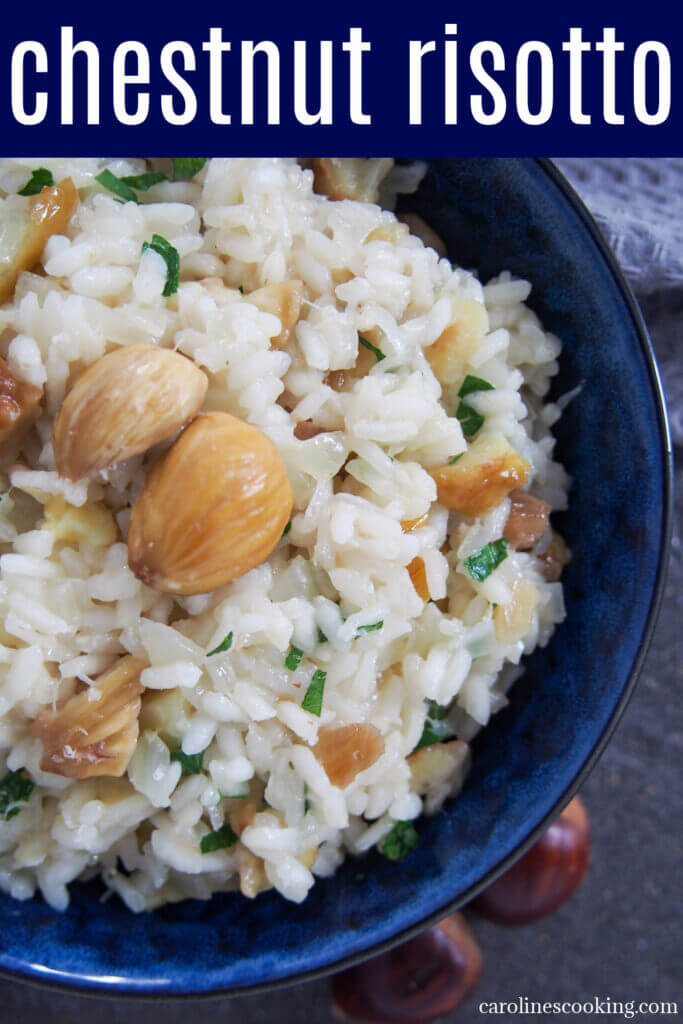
<box><xmin>475</xmin><ymin>796</ymin><xmax>590</xmax><ymax>925</ymax></box>
<box><xmin>331</xmin><ymin>912</ymin><xmax>482</xmax><ymax>1023</ymax></box>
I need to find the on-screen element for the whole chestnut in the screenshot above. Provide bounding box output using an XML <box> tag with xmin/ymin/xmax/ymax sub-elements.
<box><xmin>474</xmin><ymin>796</ymin><xmax>590</xmax><ymax>925</ymax></box>
<box><xmin>331</xmin><ymin>912</ymin><xmax>482</xmax><ymax>1023</ymax></box>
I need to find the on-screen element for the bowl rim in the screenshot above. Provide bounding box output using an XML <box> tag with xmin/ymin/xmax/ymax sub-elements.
<box><xmin>1</xmin><ymin>157</ymin><xmax>674</xmax><ymax>1003</ymax></box>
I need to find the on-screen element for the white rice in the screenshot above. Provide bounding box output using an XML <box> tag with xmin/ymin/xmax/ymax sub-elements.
<box><xmin>0</xmin><ymin>158</ymin><xmax>569</xmax><ymax>911</ymax></box>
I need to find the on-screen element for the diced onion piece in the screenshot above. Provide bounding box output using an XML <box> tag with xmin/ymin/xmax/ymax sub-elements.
<box><xmin>493</xmin><ymin>578</ymin><xmax>540</xmax><ymax>644</ymax></box>
<box><xmin>408</xmin><ymin>740</ymin><xmax>470</xmax><ymax>814</ymax></box>
<box><xmin>309</xmin><ymin>158</ymin><xmax>394</xmax><ymax>203</ymax></box>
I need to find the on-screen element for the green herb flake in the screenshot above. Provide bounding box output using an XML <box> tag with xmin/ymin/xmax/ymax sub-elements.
<box><xmin>301</xmin><ymin>669</ymin><xmax>326</xmax><ymax>716</ymax></box>
<box><xmin>170</xmin><ymin>747</ymin><xmax>203</xmax><ymax>776</ymax></box>
<box><xmin>447</xmin><ymin>453</ymin><xmax>464</xmax><ymax>465</ymax></box>
<box><xmin>207</xmin><ymin>632</ymin><xmax>233</xmax><ymax>656</ymax></box>
<box><xmin>414</xmin><ymin>700</ymin><xmax>454</xmax><ymax>751</ymax></box>
<box><xmin>173</xmin><ymin>158</ymin><xmax>207</xmax><ymax>181</ymax></box>
<box><xmin>282</xmin><ymin>520</ymin><xmax>292</xmax><ymax>538</ymax></box>
<box><xmin>464</xmin><ymin>538</ymin><xmax>509</xmax><ymax>582</ymax></box>
<box><xmin>455</xmin><ymin>376</ymin><xmax>493</xmax><ymax>438</ymax></box>
<box><xmin>0</xmin><ymin>771</ymin><xmax>35</xmax><ymax>821</ymax></box>
<box><xmin>95</xmin><ymin>169</ymin><xmax>139</xmax><ymax>204</ymax></box>
<box><xmin>359</xmin><ymin>335</ymin><xmax>385</xmax><ymax>362</ymax></box>
<box><xmin>355</xmin><ymin>621</ymin><xmax>384</xmax><ymax>637</ymax></box>
<box><xmin>303</xmin><ymin>782</ymin><xmax>311</xmax><ymax>815</ymax></box>
<box><xmin>458</xmin><ymin>375</ymin><xmax>494</xmax><ymax>398</ymax></box>
<box><xmin>200</xmin><ymin>823</ymin><xmax>238</xmax><ymax>854</ymax></box>
<box><xmin>141</xmin><ymin>234</ymin><xmax>180</xmax><ymax>297</ymax></box>
<box><xmin>317</xmin><ymin>627</ymin><xmax>328</xmax><ymax>644</ymax></box>
<box><xmin>285</xmin><ymin>645</ymin><xmax>304</xmax><ymax>671</ymax></box>
<box><xmin>18</xmin><ymin>168</ymin><xmax>54</xmax><ymax>196</ymax></box>
<box><xmin>425</xmin><ymin>699</ymin><xmax>447</xmax><ymax>720</ymax></box>
<box><xmin>456</xmin><ymin>401</ymin><xmax>484</xmax><ymax>438</ymax></box>
<box><xmin>379</xmin><ymin>821</ymin><xmax>419</xmax><ymax>862</ymax></box>
<box><xmin>415</xmin><ymin>720</ymin><xmax>452</xmax><ymax>750</ymax></box>
<box><xmin>120</xmin><ymin>171</ymin><xmax>167</xmax><ymax>191</ymax></box>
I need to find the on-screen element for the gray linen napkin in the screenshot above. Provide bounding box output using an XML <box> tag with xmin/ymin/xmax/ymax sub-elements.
<box><xmin>557</xmin><ymin>158</ymin><xmax>683</xmax><ymax>448</ymax></box>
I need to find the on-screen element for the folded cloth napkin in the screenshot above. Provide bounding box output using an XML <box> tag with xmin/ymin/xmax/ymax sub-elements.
<box><xmin>556</xmin><ymin>159</ymin><xmax>683</xmax><ymax>295</ymax></box>
<box><xmin>556</xmin><ymin>158</ymin><xmax>683</xmax><ymax>449</ymax></box>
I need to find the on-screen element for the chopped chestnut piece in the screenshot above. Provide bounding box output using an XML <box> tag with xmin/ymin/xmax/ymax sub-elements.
<box><xmin>0</xmin><ymin>178</ymin><xmax>79</xmax><ymax>304</ymax></box>
<box><xmin>247</xmin><ymin>281</ymin><xmax>305</xmax><ymax>348</ymax></box>
<box><xmin>503</xmin><ymin>491</ymin><xmax>552</xmax><ymax>550</ymax></box>
<box><xmin>32</xmin><ymin>656</ymin><xmax>146</xmax><ymax>779</ymax></box>
<box><xmin>538</xmin><ymin>531</ymin><xmax>570</xmax><ymax>582</ymax></box>
<box><xmin>293</xmin><ymin>420</ymin><xmax>326</xmax><ymax>441</ymax></box>
<box><xmin>407</xmin><ymin>556</ymin><xmax>430</xmax><ymax>601</ymax></box>
<box><xmin>430</xmin><ymin>433</ymin><xmax>530</xmax><ymax>518</ymax></box>
<box><xmin>325</xmin><ymin>369</ymin><xmax>347</xmax><ymax>392</ymax></box>
<box><xmin>331</xmin><ymin>912</ymin><xmax>482</xmax><ymax>1023</ymax></box>
<box><xmin>0</xmin><ymin>357</ymin><xmax>42</xmax><ymax>451</ymax></box>
<box><xmin>474</xmin><ymin>796</ymin><xmax>590</xmax><ymax>925</ymax></box>
<box><xmin>315</xmin><ymin>724</ymin><xmax>384</xmax><ymax>788</ymax></box>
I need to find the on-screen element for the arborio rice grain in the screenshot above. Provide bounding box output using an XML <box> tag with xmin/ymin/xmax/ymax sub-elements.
<box><xmin>0</xmin><ymin>158</ymin><xmax>569</xmax><ymax>910</ymax></box>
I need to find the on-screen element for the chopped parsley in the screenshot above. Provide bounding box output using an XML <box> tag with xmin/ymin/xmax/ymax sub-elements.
<box><xmin>414</xmin><ymin>699</ymin><xmax>454</xmax><ymax>751</ymax></box>
<box><xmin>458</xmin><ymin>375</ymin><xmax>494</xmax><ymax>398</ymax></box>
<box><xmin>379</xmin><ymin>821</ymin><xmax>419</xmax><ymax>862</ymax></box>
<box><xmin>447</xmin><ymin>453</ymin><xmax>464</xmax><ymax>465</ymax></box>
<box><xmin>200</xmin><ymin>823</ymin><xmax>238</xmax><ymax>854</ymax></box>
<box><xmin>141</xmin><ymin>234</ymin><xmax>180</xmax><ymax>297</ymax></box>
<box><xmin>282</xmin><ymin>520</ymin><xmax>292</xmax><ymax>538</ymax></box>
<box><xmin>425</xmin><ymin>698</ymin><xmax>446</xmax><ymax>719</ymax></box>
<box><xmin>0</xmin><ymin>771</ymin><xmax>35</xmax><ymax>820</ymax></box>
<box><xmin>207</xmin><ymin>632</ymin><xmax>233</xmax><ymax>656</ymax></box>
<box><xmin>455</xmin><ymin>376</ymin><xmax>494</xmax><ymax>438</ymax></box>
<box><xmin>317</xmin><ymin>627</ymin><xmax>328</xmax><ymax>644</ymax></box>
<box><xmin>456</xmin><ymin>402</ymin><xmax>484</xmax><ymax>438</ymax></box>
<box><xmin>95</xmin><ymin>169</ymin><xmax>139</xmax><ymax>204</ymax></box>
<box><xmin>120</xmin><ymin>171</ymin><xmax>167</xmax><ymax>191</ymax></box>
<box><xmin>356</xmin><ymin>621</ymin><xmax>384</xmax><ymax>637</ymax></box>
<box><xmin>465</xmin><ymin>538</ymin><xmax>509</xmax><ymax>582</ymax></box>
<box><xmin>301</xmin><ymin>669</ymin><xmax>326</xmax><ymax>716</ymax></box>
<box><xmin>303</xmin><ymin>782</ymin><xmax>311</xmax><ymax>815</ymax></box>
<box><xmin>359</xmin><ymin>335</ymin><xmax>385</xmax><ymax>362</ymax></box>
<box><xmin>170</xmin><ymin>747</ymin><xmax>203</xmax><ymax>776</ymax></box>
<box><xmin>285</xmin><ymin>645</ymin><xmax>304</xmax><ymax>671</ymax></box>
<box><xmin>18</xmin><ymin>168</ymin><xmax>54</xmax><ymax>196</ymax></box>
<box><xmin>173</xmin><ymin>158</ymin><xmax>207</xmax><ymax>181</ymax></box>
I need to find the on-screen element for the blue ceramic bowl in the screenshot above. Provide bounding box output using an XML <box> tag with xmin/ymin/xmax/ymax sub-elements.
<box><xmin>0</xmin><ymin>159</ymin><xmax>672</xmax><ymax>998</ymax></box>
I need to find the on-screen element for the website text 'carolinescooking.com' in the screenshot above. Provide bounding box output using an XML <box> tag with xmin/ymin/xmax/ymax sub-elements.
<box><xmin>478</xmin><ymin>996</ymin><xmax>679</xmax><ymax>1019</ymax></box>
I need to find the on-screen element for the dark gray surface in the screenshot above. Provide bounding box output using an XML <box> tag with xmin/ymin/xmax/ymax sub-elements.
<box><xmin>3</xmin><ymin>215</ymin><xmax>682</xmax><ymax>1024</ymax></box>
